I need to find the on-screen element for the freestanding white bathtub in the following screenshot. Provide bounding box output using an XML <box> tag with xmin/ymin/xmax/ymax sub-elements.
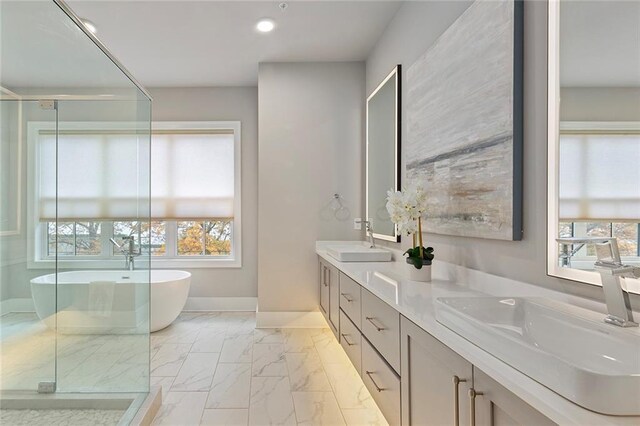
<box><xmin>30</xmin><ymin>270</ymin><xmax>191</xmax><ymax>333</ymax></box>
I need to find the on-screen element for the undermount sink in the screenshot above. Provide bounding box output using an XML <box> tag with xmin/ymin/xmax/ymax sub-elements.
<box><xmin>326</xmin><ymin>245</ymin><xmax>392</xmax><ymax>262</ymax></box>
<box><xmin>435</xmin><ymin>297</ymin><xmax>640</xmax><ymax>415</ymax></box>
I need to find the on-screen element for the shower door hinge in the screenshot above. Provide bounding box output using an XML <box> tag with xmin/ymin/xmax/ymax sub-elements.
<box><xmin>38</xmin><ymin>100</ymin><xmax>57</xmax><ymax>110</ymax></box>
<box><xmin>38</xmin><ymin>381</ymin><xmax>56</xmax><ymax>393</ymax></box>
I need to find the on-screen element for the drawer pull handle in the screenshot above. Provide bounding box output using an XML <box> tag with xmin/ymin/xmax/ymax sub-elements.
<box><xmin>365</xmin><ymin>317</ymin><xmax>385</xmax><ymax>331</ymax></box>
<box><xmin>469</xmin><ymin>388</ymin><xmax>484</xmax><ymax>426</ymax></box>
<box><xmin>341</xmin><ymin>333</ymin><xmax>355</xmax><ymax>346</ymax></box>
<box><xmin>341</xmin><ymin>293</ymin><xmax>353</xmax><ymax>303</ymax></box>
<box><xmin>453</xmin><ymin>376</ymin><xmax>467</xmax><ymax>426</ymax></box>
<box><xmin>365</xmin><ymin>371</ymin><xmax>385</xmax><ymax>392</ymax></box>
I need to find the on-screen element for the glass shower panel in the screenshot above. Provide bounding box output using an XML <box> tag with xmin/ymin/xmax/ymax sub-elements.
<box><xmin>0</xmin><ymin>99</ymin><xmax>58</xmax><ymax>392</ymax></box>
<box><xmin>54</xmin><ymin>96</ymin><xmax>151</xmax><ymax>393</ymax></box>
<box><xmin>1</xmin><ymin>0</ymin><xmax>152</xmax><ymax>401</ymax></box>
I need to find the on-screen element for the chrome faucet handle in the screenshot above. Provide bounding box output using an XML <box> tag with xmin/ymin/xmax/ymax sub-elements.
<box><xmin>595</xmin><ymin>240</ymin><xmax>639</xmax><ymax>328</ymax></box>
<box><xmin>109</xmin><ymin>237</ymin><xmax>123</xmax><ymax>249</ymax></box>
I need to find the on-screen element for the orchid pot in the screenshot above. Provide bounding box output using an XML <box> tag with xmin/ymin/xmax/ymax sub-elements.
<box><xmin>386</xmin><ymin>183</ymin><xmax>435</xmax><ymax>283</ymax></box>
<box><xmin>405</xmin><ymin>244</ymin><xmax>434</xmax><ymax>282</ymax></box>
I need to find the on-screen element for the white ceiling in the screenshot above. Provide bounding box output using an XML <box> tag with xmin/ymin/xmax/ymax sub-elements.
<box><xmin>67</xmin><ymin>1</ymin><xmax>403</xmax><ymax>87</ymax></box>
<box><xmin>560</xmin><ymin>1</ymin><xmax>640</xmax><ymax>87</ymax></box>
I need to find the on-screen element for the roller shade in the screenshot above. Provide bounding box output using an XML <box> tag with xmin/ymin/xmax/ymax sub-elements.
<box><xmin>36</xmin><ymin>127</ymin><xmax>235</xmax><ymax>221</ymax></box>
<box><xmin>150</xmin><ymin>132</ymin><xmax>234</xmax><ymax>220</ymax></box>
<box><xmin>559</xmin><ymin>132</ymin><xmax>640</xmax><ymax>221</ymax></box>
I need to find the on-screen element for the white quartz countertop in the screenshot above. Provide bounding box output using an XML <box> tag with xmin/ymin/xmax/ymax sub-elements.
<box><xmin>316</xmin><ymin>241</ymin><xmax>640</xmax><ymax>426</ymax></box>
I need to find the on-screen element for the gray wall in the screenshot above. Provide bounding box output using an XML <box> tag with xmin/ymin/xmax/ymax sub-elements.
<box><xmin>2</xmin><ymin>100</ymin><xmax>145</xmax><ymax>302</ymax></box>
<box><xmin>560</xmin><ymin>87</ymin><xmax>640</xmax><ymax>121</ymax></box>
<box><xmin>258</xmin><ymin>62</ymin><xmax>365</xmax><ymax>312</ymax></box>
<box><xmin>366</xmin><ymin>1</ymin><xmax>638</xmax><ymax>306</ymax></box>
<box><xmin>1</xmin><ymin>87</ymin><xmax>258</xmax><ymax>303</ymax></box>
<box><xmin>150</xmin><ymin>87</ymin><xmax>259</xmax><ymax>298</ymax></box>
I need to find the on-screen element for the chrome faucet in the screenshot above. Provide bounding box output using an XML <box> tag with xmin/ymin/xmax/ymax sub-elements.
<box><xmin>556</xmin><ymin>236</ymin><xmax>616</xmax><ymax>267</ymax></box>
<box><xmin>594</xmin><ymin>240</ymin><xmax>639</xmax><ymax>327</ymax></box>
<box><xmin>355</xmin><ymin>219</ymin><xmax>376</xmax><ymax>248</ymax></box>
<box><xmin>364</xmin><ymin>220</ymin><xmax>376</xmax><ymax>249</ymax></box>
<box><xmin>109</xmin><ymin>236</ymin><xmax>140</xmax><ymax>271</ymax></box>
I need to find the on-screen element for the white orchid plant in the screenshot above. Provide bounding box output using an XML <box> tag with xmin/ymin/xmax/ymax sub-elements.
<box><xmin>386</xmin><ymin>183</ymin><xmax>434</xmax><ymax>270</ymax></box>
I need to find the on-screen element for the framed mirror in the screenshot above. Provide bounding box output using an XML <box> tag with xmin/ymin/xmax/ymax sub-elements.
<box><xmin>547</xmin><ymin>1</ymin><xmax>640</xmax><ymax>292</ymax></box>
<box><xmin>366</xmin><ymin>65</ymin><xmax>401</xmax><ymax>242</ymax></box>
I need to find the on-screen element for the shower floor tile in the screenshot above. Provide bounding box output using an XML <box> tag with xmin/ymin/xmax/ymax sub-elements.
<box><xmin>0</xmin><ymin>408</ymin><xmax>125</xmax><ymax>426</ymax></box>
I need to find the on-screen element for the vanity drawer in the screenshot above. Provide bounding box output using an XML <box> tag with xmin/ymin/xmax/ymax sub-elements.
<box><xmin>361</xmin><ymin>289</ymin><xmax>400</xmax><ymax>373</ymax></box>
<box><xmin>339</xmin><ymin>309</ymin><xmax>362</xmax><ymax>374</ymax></box>
<box><xmin>339</xmin><ymin>273</ymin><xmax>362</xmax><ymax>328</ymax></box>
<box><xmin>362</xmin><ymin>337</ymin><xmax>401</xmax><ymax>426</ymax></box>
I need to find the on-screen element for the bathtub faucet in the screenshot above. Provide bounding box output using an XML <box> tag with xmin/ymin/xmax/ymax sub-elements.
<box><xmin>109</xmin><ymin>236</ymin><xmax>141</xmax><ymax>271</ymax></box>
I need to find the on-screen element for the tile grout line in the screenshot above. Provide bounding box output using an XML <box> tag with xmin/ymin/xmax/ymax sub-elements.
<box><xmin>283</xmin><ymin>330</ymin><xmax>300</xmax><ymax>425</ymax></box>
<box><xmin>314</xmin><ymin>331</ymin><xmax>350</xmax><ymax>426</ymax></box>
<box><xmin>247</xmin><ymin>327</ymin><xmax>255</xmax><ymax>425</ymax></box>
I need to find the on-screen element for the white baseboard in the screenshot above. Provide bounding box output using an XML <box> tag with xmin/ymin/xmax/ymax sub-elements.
<box><xmin>256</xmin><ymin>311</ymin><xmax>328</xmax><ymax>328</ymax></box>
<box><xmin>0</xmin><ymin>298</ymin><xmax>35</xmax><ymax>314</ymax></box>
<box><xmin>183</xmin><ymin>297</ymin><xmax>257</xmax><ymax>312</ymax></box>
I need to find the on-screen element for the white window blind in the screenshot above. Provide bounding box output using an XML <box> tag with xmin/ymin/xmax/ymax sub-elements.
<box><xmin>151</xmin><ymin>131</ymin><xmax>234</xmax><ymax>220</ymax></box>
<box><xmin>37</xmin><ymin>131</ymin><xmax>150</xmax><ymax>221</ymax></box>
<box><xmin>36</xmin><ymin>127</ymin><xmax>235</xmax><ymax>221</ymax></box>
<box><xmin>559</xmin><ymin>132</ymin><xmax>640</xmax><ymax>221</ymax></box>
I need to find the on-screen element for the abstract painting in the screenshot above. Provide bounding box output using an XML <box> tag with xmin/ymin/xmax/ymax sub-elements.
<box><xmin>406</xmin><ymin>0</ymin><xmax>523</xmax><ymax>240</ymax></box>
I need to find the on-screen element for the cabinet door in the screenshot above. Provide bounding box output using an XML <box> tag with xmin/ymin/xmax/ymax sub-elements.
<box><xmin>362</xmin><ymin>289</ymin><xmax>400</xmax><ymax>373</ymax></box>
<box><xmin>319</xmin><ymin>261</ymin><xmax>329</xmax><ymax>318</ymax></box>
<box><xmin>328</xmin><ymin>264</ymin><xmax>340</xmax><ymax>333</ymax></box>
<box><xmin>471</xmin><ymin>368</ymin><xmax>556</xmax><ymax>426</ymax></box>
<box><xmin>401</xmin><ymin>316</ymin><xmax>473</xmax><ymax>426</ymax></box>
<box><xmin>362</xmin><ymin>337</ymin><xmax>401</xmax><ymax>426</ymax></box>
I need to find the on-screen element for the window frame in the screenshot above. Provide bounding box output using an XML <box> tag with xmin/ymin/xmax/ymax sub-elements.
<box><xmin>558</xmin><ymin>221</ymin><xmax>640</xmax><ymax>269</ymax></box>
<box><xmin>547</xmin><ymin>116</ymin><xmax>640</xmax><ymax>292</ymax></box>
<box><xmin>27</xmin><ymin>121</ymin><xmax>242</xmax><ymax>269</ymax></box>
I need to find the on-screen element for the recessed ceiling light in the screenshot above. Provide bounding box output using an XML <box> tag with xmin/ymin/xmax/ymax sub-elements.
<box><xmin>81</xmin><ymin>18</ymin><xmax>97</xmax><ymax>34</ymax></box>
<box><xmin>256</xmin><ymin>19</ymin><xmax>275</xmax><ymax>33</ymax></box>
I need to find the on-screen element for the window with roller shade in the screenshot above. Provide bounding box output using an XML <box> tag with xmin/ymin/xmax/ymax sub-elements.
<box><xmin>558</xmin><ymin>124</ymin><xmax>640</xmax><ymax>262</ymax></box>
<box><xmin>30</xmin><ymin>121</ymin><xmax>241</xmax><ymax>267</ymax></box>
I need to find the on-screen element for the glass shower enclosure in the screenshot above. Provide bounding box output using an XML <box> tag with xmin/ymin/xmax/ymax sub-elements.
<box><xmin>1</xmin><ymin>0</ymin><xmax>152</xmax><ymax>422</ymax></box>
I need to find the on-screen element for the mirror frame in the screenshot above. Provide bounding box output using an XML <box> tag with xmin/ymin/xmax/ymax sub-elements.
<box><xmin>366</xmin><ymin>64</ymin><xmax>401</xmax><ymax>242</ymax></box>
<box><xmin>546</xmin><ymin>1</ymin><xmax>640</xmax><ymax>293</ymax></box>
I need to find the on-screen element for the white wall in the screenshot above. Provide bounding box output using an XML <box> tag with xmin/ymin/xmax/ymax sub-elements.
<box><xmin>258</xmin><ymin>62</ymin><xmax>365</xmax><ymax>313</ymax></box>
<box><xmin>149</xmin><ymin>87</ymin><xmax>258</xmax><ymax>298</ymax></box>
<box><xmin>366</xmin><ymin>1</ymin><xmax>639</xmax><ymax>307</ymax></box>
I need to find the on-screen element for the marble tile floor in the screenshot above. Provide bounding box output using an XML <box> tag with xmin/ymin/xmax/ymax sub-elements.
<box><xmin>151</xmin><ymin>312</ymin><xmax>388</xmax><ymax>426</ymax></box>
<box><xmin>1</xmin><ymin>313</ymin><xmax>148</xmax><ymax>392</ymax></box>
<box><xmin>1</xmin><ymin>312</ymin><xmax>388</xmax><ymax>425</ymax></box>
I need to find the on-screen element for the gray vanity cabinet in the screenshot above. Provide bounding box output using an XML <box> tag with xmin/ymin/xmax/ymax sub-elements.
<box><xmin>318</xmin><ymin>258</ymin><xmax>340</xmax><ymax>335</ymax></box>
<box><xmin>328</xmin><ymin>263</ymin><xmax>340</xmax><ymax>334</ymax></box>
<box><xmin>471</xmin><ymin>368</ymin><xmax>556</xmax><ymax>426</ymax></box>
<box><xmin>318</xmin><ymin>256</ymin><xmax>557</xmax><ymax>426</ymax></box>
<box><xmin>363</xmin><ymin>337</ymin><xmax>401</xmax><ymax>426</ymax></box>
<box><xmin>401</xmin><ymin>316</ymin><xmax>473</xmax><ymax>426</ymax></box>
<box><xmin>362</xmin><ymin>289</ymin><xmax>401</xmax><ymax>374</ymax></box>
<box><xmin>319</xmin><ymin>259</ymin><xmax>330</xmax><ymax>318</ymax></box>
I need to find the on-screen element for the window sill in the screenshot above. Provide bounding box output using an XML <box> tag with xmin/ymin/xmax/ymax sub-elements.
<box><xmin>28</xmin><ymin>257</ymin><xmax>242</xmax><ymax>270</ymax></box>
